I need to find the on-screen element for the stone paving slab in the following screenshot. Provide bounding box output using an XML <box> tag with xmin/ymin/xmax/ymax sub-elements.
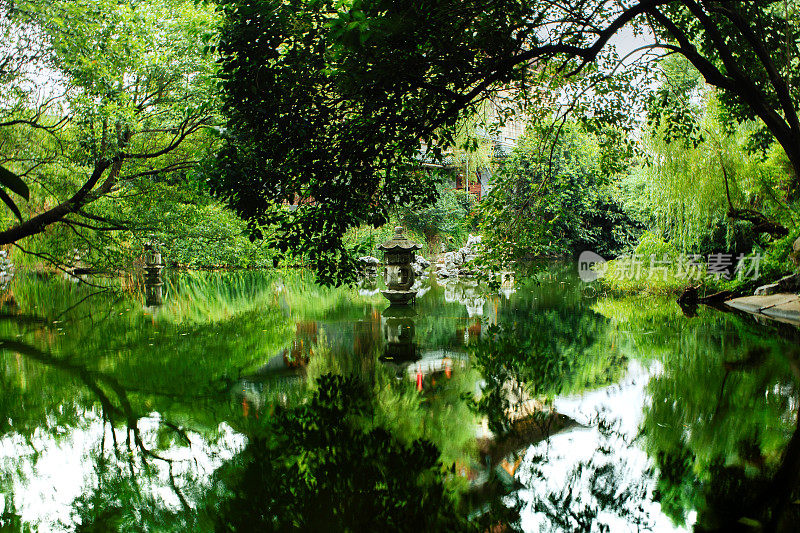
<box><xmin>726</xmin><ymin>293</ymin><xmax>800</xmax><ymax>326</ymax></box>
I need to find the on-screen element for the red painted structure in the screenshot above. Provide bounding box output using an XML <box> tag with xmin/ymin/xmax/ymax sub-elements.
<box><xmin>454</xmin><ymin>172</ymin><xmax>484</xmax><ymax>200</ymax></box>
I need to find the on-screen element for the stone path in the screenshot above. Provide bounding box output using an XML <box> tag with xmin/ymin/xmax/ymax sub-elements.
<box><xmin>725</xmin><ymin>293</ymin><xmax>800</xmax><ymax>326</ymax></box>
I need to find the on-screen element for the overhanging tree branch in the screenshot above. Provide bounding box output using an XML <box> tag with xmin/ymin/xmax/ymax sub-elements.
<box><xmin>0</xmin><ymin>158</ymin><xmax>117</xmax><ymax>245</ymax></box>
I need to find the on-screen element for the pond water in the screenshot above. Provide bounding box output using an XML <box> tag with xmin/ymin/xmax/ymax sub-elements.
<box><xmin>1</xmin><ymin>266</ymin><xmax>799</xmax><ymax>531</ymax></box>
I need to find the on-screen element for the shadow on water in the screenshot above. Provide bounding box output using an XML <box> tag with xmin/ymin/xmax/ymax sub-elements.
<box><xmin>0</xmin><ymin>266</ymin><xmax>799</xmax><ymax>531</ymax></box>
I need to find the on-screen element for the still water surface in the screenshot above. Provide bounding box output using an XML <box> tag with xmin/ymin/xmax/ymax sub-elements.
<box><xmin>1</xmin><ymin>266</ymin><xmax>799</xmax><ymax>531</ymax></box>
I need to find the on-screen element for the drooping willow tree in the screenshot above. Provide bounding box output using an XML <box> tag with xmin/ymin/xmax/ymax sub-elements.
<box><xmin>639</xmin><ymin>54</ymin><xmax>796</xmax><ymax>255</ymax></box>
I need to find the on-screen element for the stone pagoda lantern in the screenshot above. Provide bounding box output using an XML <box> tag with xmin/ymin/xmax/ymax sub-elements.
<box><xmin>143</xmin><ymin>242</ymin><xmax>164</xmax><ymax>308</ymax></box>
<box><xmin>377</xmin><ymin>226</ymin><xmax>422</xmax><ymax>305</ymax></box>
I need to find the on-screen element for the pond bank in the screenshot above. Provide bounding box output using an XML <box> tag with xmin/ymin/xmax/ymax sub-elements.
<box><xmin>726</xmin><ymin>293</ymin><xmax>800</xmax><ymax>325</ymax></box>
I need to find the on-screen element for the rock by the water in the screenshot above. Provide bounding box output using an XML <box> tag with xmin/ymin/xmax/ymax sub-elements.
<box><xmin>754</xmin><ymin>283</ymin><xmax>781</xmax><ymax>296</ymax></box>
<box><xmin>436</xmin><ymin>234</ymin><xmax>487</xmax><ymax>278</ymax></box>
<box><xmin>777</xmin><ymin>272</ymin><xmax>800</xmax><ymax>292</ymax></box>
<box><xmin>358</xmin><ymin>255</ymin><xmax>379</xmax><ymax>277</ymax></box>
<box><xmin>410</xmin><ymin>254</ymin><xmax>431</xmax><ymax>278</ymax></box>
<box><xmin>754</xmin><ymin>273</ymin><xmax>800</xmax><ymax>295</ymax></box>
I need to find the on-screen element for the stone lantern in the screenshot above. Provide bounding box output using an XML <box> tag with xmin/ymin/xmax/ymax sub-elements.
<box><xmin>377</xmin><ymin>226</ymin><xmax>422</xmax><ymax>305</ymax></box>
<box><xmin>143</xmin><ymin>242</ymin><xmax>164</xmax><ymax>308</ymax></box>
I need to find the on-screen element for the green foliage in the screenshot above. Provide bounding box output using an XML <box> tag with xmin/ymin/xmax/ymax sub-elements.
<box><xmin>12</xmin><ymin>181</ymin><xmax>275</xmax><ymax>272</ymax></box>
<box><xmin>342</xmin><ymin>209</ymin><xmax>459</xmax><ymax>261</ymax></box>
<box><xmin>605</xmin><ymin>53</ymin><xmax>798</xmax><ymax>294</ymax></box>
<box><xmin>0</xmin><ymin>0</ymin><xmax>240</xmax><ymax>270</ymax></box>
<box><xmin>648</xmin><ymin>1</ymin><xmax>800</xmax><ymax>186</ymax></box>
<box><xmin>600</xmin><ymin>232</ymin><xmax>690</xmax><ymax>294</ymax></box>
<box><xmin>478</xmin><ymin>121</ymin><xmax>640</xmax><ymax>267</ymax></box>
<box><xmin>722</xmin><ymin>225</ymin><xmax>800</xmax><ymax>295</ymax></box>
<box><xmin>211</xmin><ymin>374</ymin><xmax>469</xmax><ymax>532</ymax></box>
<box><xmin>212</xmin><ymin>0</ymin><xmax>800</xmax><ymax>283</ymax></box>
<box><xmin>594</xmin><ymin>297</ymin><xmax>800</xmax><ymax>529</ymax></box>
<box><xmin>646</xmin><ymin>55</ymin><xmax>706</xmax><ymax>147</ymax></box>
<box><xmin>471</xmin><ymin>270</ymin><xmax>629</xmax><ymax>434</ymax></box>
<box><xmin>632</xmin><ymin>90</ymin><xmax>793</xmax><ymax>256</ymax></box>
<box><xmin>400</xmin><ymin>179</ymin><xmax>475</xmax><ymax>249</ymax></box>
<box><xmin>216</xmin><ymin>0</ymin><xmax>486</xmax><ymax>283</ymax></box>
<box><xmin>657</xmin><ymin>2</ymin><xmax>800</xmax><ymax>158</ymax></box>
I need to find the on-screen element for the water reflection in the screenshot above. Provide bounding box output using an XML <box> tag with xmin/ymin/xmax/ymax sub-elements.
<box><xmin>380</xmin><ymin>306</ymin><xmax>418</xmax><ymax>365</ymax></box>
<box><xmin>596</xmin><ymin>297</ymin><xmax>800</xmax><ymax>531</ymax></box>
<box><xmin>1</xmin><ymin>268</ymin><xmax>799</xmax><ymax>531</ymax></box>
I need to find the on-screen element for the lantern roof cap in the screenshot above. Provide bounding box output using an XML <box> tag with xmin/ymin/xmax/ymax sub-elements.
<box><xmin>377</xmin><ymin>227</ymin><xmax>423</xmax><ymax>251</ymax></box>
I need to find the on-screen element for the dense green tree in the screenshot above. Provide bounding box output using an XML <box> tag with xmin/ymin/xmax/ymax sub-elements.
<box><xmin>216</xmin><ymin>0</ymin><xmax>800</xmax><ymax>279</ymax></box>
<box><xmin>400</xmin><ymin>179</ymin><xmax>474</xmax><ymax>249</ymax></box>
<box><xmin>639</xmin><ymin>54</ymin><xmax>795</xmax><ymax>245</ymax></box>
<box><xmin>0</xmin><ymin>0</ymin><xmax>230</xmax><ymax>269</ymax></box>
<box><xmin>479</xmin><ymin>121</ymin><xmax>641</xmax><ymax>262</ymax></box>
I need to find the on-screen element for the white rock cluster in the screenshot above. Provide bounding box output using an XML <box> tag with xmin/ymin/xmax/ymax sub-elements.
<box><xmin>358</xmin><ymin>255</ymin><xmax>380</xmax><ymax>277</ymax></box>
<box><xmin>0</xmin><ymin>250</ymin><xmax>13</xmax><ymax>289</ymax></box>
<box><xmin>436</xmin><ymin>234</ymin><xmax>482</xmax><ymax>278</ymax></box>
<box><xmin>412</xmin><ymin>254</ymin><xmax>431</xmax><ymax>277</ymax></box>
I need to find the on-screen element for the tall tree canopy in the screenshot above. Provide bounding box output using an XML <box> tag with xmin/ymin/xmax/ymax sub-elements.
<box><xmin>0</xmin><ymin>0</ymin><xmax>219</xmax><ymax>252</ymax></box>
<box><xmin>217</xmin><ymin>0</ymin><xmax>800</xmax><ymax>281</ymax></box>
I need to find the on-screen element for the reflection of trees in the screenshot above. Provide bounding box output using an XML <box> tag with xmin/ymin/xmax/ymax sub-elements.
<box><xmin>519</xmin><ymin>421</ymin><xmax>657</xmax><ymax>532</ymax></box>
<box><xmin>305</xmin><ymin>335</ymin><xmax>480</xmax><ymax>472</ymax></box>
<box><xmin>0</xmin><ymin>336</ymin><xmax>219</xmax><ymax>523</ymax></box>
<box><xmin>604</xmin><ymin>297</ymin><xmax>800</xmax><ymax>531</ymax></box>
<box><xmin>69</xmin><ymin>459</ymin><xmax>191</xmax><ymax>532</ymax></box>
<box><xmin>413</xmin><ymin>279</ymin><xmax>475</xmax><ymax>350</ymax></box>
<box><xmin>459</xmin><ymin>272</ymin><xmax>638</xmax><ymax>530</ymax></box>
<box><xmin>0</xmin><ymin>272</ymin><xmax>501</xmax><ymax>530</ymax></box>
<box><xmin>0</xmin><ymin>274</ymin><xmax>294</xmax><ymax>529</ymax></box>
<box><xmin>209</xmin><ymin>374</ymin><xmax>469</xmax><ymax>532</ymax></box>
<box><xmin>0</xmin><ymin>275</ymin><xmax>294</xmax><ymax>432</ymax></box>
<box><xmin>470</xmin><ymin>308</ymin><xmax>623</xmax><ymax>435</ymax></box>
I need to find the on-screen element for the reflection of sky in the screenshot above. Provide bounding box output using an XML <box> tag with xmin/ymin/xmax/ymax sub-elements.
<box><xmin>2</xmin><ymin>270</ymin><xmax>705</xmax><ymax>531</ymax></box>
<box><xmin>0</xmin><ymin>411</ymin><xmax>245</xmax><ymax>530</ymax></box>
<box><xmin>517</xmin><ymin>361</ymin><xmax>694</xmax><ymax>532</ymax></box>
